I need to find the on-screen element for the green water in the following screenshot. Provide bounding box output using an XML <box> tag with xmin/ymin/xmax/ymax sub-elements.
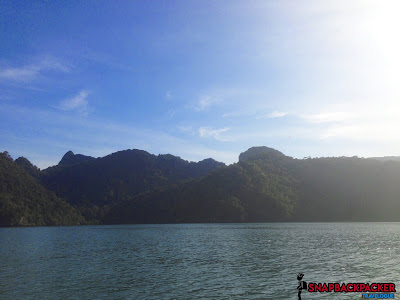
<box><xmin>1</xmin><ymin>223</ymin><xmax>399</xmax><ymax>299</ymax></box>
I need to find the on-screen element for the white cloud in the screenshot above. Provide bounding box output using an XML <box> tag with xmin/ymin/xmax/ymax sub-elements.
<box><xmin>199</xmin><ymin>127</ymin><xmax>230</xmax><ymax>141</ymax></box>
<box><xmin>195</xmin><ymin>95</ymin><xmax>221</xmax><ymax>111</ymax></box>
<box><xmin>80</xmin><ymin>50</ymin><xmax>134</xmax><ymax>72</ymax></box>
<box><xmin>255</xmin><ymin>110</ymin><xmax>288</xmax><ymax>119</ymax></box>
<box><xmin>267</xmin><ymin>111</ymin><xmax>287</xmax><ymax>118</ymax></box>
<box><xmin>166</xmin><ymin>109</ymin><xmax>175</xmax><ymax>118</ymax></box>
<box><xmin>221</xmin><ymin>111</ymin><xmax>242</xmax><ymax>118</ymax></box>
<box><xmin>286</xmin><ymin>100</ymin><xmax>400</xmax><ymax>142</ymax></box>
<box><xmin>177</xmin><ymin>125</ymin><xmax>194</xmax><ymax>133</ymax></box>
<box><xmin>0</xmin><ymin>103</ymin><xmax>240</xmax><ymax>168</ymax></box>
<box><xmin>166</xmin><ymin>91</ymin><xmax>172</xmax><ymax>99</ymax></box>
<box><xmin>0</xmin><ymin>67</ymin><xmax>38</xmax><ymax>82</ymax></box>
<box><xmin>193</xmin><ymin>88</ymin><xmax>267</xmax><ymax>115</ymax></box>
<box><xmin>58</xmin><ymin>90</ymin><xmax>90</xmax><ymax>115</ymax></box>
<box><xmin>39</xmin><ymin>56</ymin><xmax>70</xmax><ymax>72</ymax></box>
<box><xmin>0</xmin><ymin>56</ymin><xmax>70</xmax><ymax>82</ymax></box>
<box><xmin>300</xmin><ymin>111</ymin><xmax>353</xmax><ymax>124</ymax></box>
<box><xmin>319</xmin><ymin>123</ymin><xmax>397</xmax><ymax>141</ymax></box>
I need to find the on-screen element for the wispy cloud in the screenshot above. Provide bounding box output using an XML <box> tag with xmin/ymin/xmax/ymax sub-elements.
<box><xmin>267</xmin><ymin>110</ymin><xmax>287</xmax><ymax>118</ymax></box>
<box><xmin>166</xmin><ymin>109</ymin><xmax>175</xmax><ymax>118</ymax></box>
<box><xmin>193</xmin><ymin>88</ymin><xmax>266</xmax><ymax>115</ymax></box>
<box><xmin>58</xmin><ymin>90</ymin><xmax>90</xmax><ymax>115</ymax></box>
<box><xmin>0</xmin><ymin>103</ymin><xmax>239</xmax><ymax>167</ymax></box>
<box><xmin>195</xmin><ymin>95</ymin><xmax>221</xmax><ymax>111</ymax></box>
<box><xmin>0</xmin><ymin>67</ymin><xmax>38</xmax><ymax>82</ymax></box>
<box><xmin>300</xmin><ymin>111</ymin><xmax>353</xmax><ymax>124</ymax></box>
<box><xmin>166</xmin><ymin>91</ymin><xmax>172</xmax><ymax>99</ymax></box>
<box><xmin>0</xmin><ymin>56</ymin><xmax>70</xmax><ymax>82</ymax></box>
<box><xmin>38</xmin><ymin>56</ymin><xmax>70</xmax><ymax>72</ymax></box>
<box><xmin>177</xmin><ymin>125</ymin><xmax>194</xmax><ymax>133</ymax></box>
<box><xmin>80</xmin><ymin>50</ymin><xmax>134</xmax><ymax>72</ymax></box>
<box><xmin>256</xmin><ymin>110</ymin><xmax>288</xmax><ymax>119</ymax></box>
<box><xmin>199</xmin><ymin>126</ymin><xmax>230</xmax><ymax>141</ymax></box>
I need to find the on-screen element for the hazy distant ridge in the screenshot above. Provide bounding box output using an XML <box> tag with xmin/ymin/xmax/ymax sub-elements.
<box><xmin>368</xmin><ymin>156</ymin><xmax>400</xmax><ymax>162</ymax></box>
<box><xmin>2</xmin><ymin>147</ymin><xmax>400</xmax><ymax>226</ymax></box>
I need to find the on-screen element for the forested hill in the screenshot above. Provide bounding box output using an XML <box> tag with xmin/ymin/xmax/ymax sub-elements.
<box><xmin>0</xmin><ymin>152</ymin><xmax>83</xmax><ymax>226</ymax></box>
<box><xmin>0</xmin><ymin>149</ymin><xmax>225</xmax><ymax>226</ymax></box>
<box><xmin>3</xmin><ymin>146</ymin><xmax>400</xmax><ymax>226</ymax></box>
<box><xmin>57</xmin><ymin>150</ymin><xmax>95</xmax><ymax>166</ymax></box>
<box><xmin>104</xmin><ymin>147</ymin><xmax>299</xmax><ymax>223</ymax></box>
<box><xmin>104</xmin><ymin>147</ymin><xmax>400</xmax><ymax>224</ymax></box>
<box><xmin>294</xmin><ymin>155</ymin><xmax>400</xmax><ymax>221</ymax></box>
<box><xmin>40</xmin><ymin>149</ymin><xmax>225</xmax><ymax>208</ymax></box>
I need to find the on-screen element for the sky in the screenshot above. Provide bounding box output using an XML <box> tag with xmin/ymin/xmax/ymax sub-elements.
<box><xmin>1</xmin><ymin>0</ymin><xmax>400</xmax><ymax>169</ymax></box>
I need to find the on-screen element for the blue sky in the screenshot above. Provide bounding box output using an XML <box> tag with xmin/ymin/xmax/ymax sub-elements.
<box><xmin>1</xmin><ymin>0</ymin><xmax>400</xmax><ymax>168</ymax></box>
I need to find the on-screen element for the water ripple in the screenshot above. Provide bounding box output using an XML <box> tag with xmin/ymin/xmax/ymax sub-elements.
<box><xmin>1</xmin><ymin>223</ymin><xmax>400</xmax><ymax>299</ymax></box>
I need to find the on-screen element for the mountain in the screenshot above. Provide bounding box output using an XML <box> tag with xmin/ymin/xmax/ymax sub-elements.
<box><xmin>0</xmin><ymin>148</ymin><xmax>226</xmax><ymax>226</ymax></box>
<box><xmin>15</xmin><ymin>156</ymin><xmax>41</xmax><ymax>178</ymax></box>
<box><xmin>0</xmin><ymin>152</ymin><xmax>83</xmax><ymax>226</ymax></box>
<box><xmin>41</xmin><ymin>149</ymin><xmax>225</xmax><ymax>210</ymax></box>
<box><xmin>104</xmin><ymin>147</ymin><xmax>299</xmax><ymax>223</ymax></box>
<box><xmin>4</xmin><ymin>146</ymin><xmax>400</xmax><ymax>226</ymax></box>
<box><xmin>293</xmin><ymin>156</ymin><xmax>400</xmax><ymax>221</ymax></box>
<box><xmin>238</xmin><ymin>146</ymin><xmax>287</xmax><ymax>162</ymax></box>
<box><xmin>58</xmin><ymin>150</ymin><xmax>95</xmax><ymax>166</ymax></box>
<box><xmin>104</xmin><ymin>147</ymin><xmax>400</xmax><ymax>224</ymax></box>
<box><xmin>369</xmin><ymin>156</ymin><xmax>400</xmax><ymax>162</ymax></box>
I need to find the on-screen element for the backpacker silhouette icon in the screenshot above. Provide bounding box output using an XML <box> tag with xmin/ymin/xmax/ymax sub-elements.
<box><xmin>297</xmin><ymin>273</ymin><xmax>307</xmax><ymax>299</ymax></box>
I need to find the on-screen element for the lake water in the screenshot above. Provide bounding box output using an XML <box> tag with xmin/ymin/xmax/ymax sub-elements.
<box><xmin>1</xmin><ymin>223</ymin><xmax>399</xmax><ymax>299</ymax></box>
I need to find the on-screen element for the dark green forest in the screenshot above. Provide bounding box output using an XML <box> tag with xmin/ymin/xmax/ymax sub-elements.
<box><xmin>0</xmin><ymin>152</ymin><xmax>83</xmax><ymax>226</ymax></box>
<box><xmin>104</xmin><ymin>147</ymin><xmax>400</xmax><ymax>223</ymax></box>
<box><xmin>40</xmin><ymin>149</ymin><xmax>225</xmax><ymax>223</ymax></box>
<box><xmin>2</xmin><ymin>146</ymin><xmax>400</xmax><ymax>226</ymax></box>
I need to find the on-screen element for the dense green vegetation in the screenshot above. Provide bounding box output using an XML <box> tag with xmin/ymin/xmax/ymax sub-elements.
<box><xmin>1</xmin><ymin>149</ymin><xmax>224</xmax><ymax>226</ymax></box>
<box><xmin>40</xmin><ymin>149</ymin><xmax>225</xmax><ymax>223</ymax></box>
<box><xmin>0</xmin><ymin>152</ymin><xmax>83</xmax><ymax>226</ymax></box>
<box><xmin>3</xmin><ymin>146</ymin><xmax>400</xmax><ymax>226</ymax></box>
<box><xmin>294</xmin><ymin>156</ymin><xmax>400</xmax><ymax>221</ymax></box>
<box><xmin>104</xmin><ymin>147</ymin><xmax>400</xmax><ymax>224</ymax></box>
<box><xmin>104</xmin><ymin>147</ymin><xmax>299</xmax><ymax>223</ymax></box>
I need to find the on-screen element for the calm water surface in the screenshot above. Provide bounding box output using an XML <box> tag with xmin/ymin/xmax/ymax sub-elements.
<box><xmin>1</xmin><ymin>223</ymin><xmax>399</xmax><ymax>299</ymax></box>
